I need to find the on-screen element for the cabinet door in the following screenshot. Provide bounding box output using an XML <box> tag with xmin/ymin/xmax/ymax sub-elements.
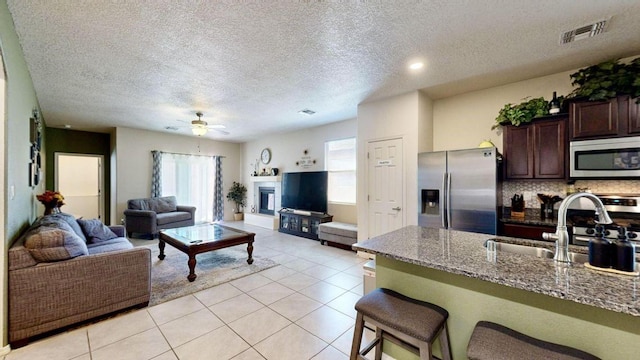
<box><xmin>534</xmin><ymin>119</ymin><xmax>566</xmax><ymax>179</ymax></box>
<box><xmin>570</xmin><ymin>99</ymin><xmax>619</xmax><ymax>139</ymax></box>
<box><xmin>504</xmin><ymin>125</ymin><xmax>533</xmax><ymax>179</ymax></box>
<box><xmin>628</xmin><ymin>97</ymin><xmax>640</xmax><ymax>134</ymax></box>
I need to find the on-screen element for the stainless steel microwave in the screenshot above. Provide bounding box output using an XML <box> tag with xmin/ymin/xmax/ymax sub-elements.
<box><xmin>570</xmin><ymin>136</ymin><xmax>640</xmax><ymax>178</ymax></box>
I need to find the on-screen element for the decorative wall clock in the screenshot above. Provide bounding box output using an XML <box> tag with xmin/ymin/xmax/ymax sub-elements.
<box><xmin>261</xmin><ymin>148</ymin><xmax>271</xmax><ymax>164</ymax></box>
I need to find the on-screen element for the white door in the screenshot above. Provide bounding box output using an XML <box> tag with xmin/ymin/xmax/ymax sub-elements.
<box><xmin>367</xmin><ymin>138</ymin><xmax>404</xmax><ymax>238</ymax></box>
<box><xmin>55</xmin><ymin>153</ymin><xmax>103</xmax><ymax>219</ymax></box>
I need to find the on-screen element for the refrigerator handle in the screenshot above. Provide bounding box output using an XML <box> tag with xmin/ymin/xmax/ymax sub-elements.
<box><xmin>441</xmin><ymin>173</ymin><xmax>447</xmax><ymax>228</ymax></box>
<box><xmin>446</xmin><ymin>172</ymin><xmax>452</xmax><ymax>229</ymax></box>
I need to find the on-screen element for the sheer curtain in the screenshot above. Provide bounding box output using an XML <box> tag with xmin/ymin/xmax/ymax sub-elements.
<box><xmin>159</xmin><ymin>152</ymin><xmax>216</xmax><ymax>223</ymax></box>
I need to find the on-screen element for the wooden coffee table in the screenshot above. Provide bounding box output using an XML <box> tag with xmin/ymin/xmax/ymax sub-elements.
<box><xmin>158</xmin><ymin>223</ymin><xmax>255</xmax><ymax>282</ymax></box>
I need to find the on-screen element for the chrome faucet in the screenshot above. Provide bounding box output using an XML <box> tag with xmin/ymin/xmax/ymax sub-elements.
<box><xmin>542</xmin><ymin>192</ymin><xmax>613</xmax><ymax>263</ymax></box>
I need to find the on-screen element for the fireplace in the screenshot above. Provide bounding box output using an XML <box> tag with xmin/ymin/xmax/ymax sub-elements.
<box><xmin>259</xmin><ymin>186</ymin><xmax>275</xmax><ymax>215</ymax></box>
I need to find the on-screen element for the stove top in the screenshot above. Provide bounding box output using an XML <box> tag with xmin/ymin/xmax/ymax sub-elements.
<box><xmin>568</xmin><ymin>194</ymin><xmax>640</xmax><ymax>244</ymax></box>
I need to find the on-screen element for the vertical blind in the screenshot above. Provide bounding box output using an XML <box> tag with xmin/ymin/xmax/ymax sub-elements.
<box><xmin>325</xmin><ymin>137</ymin><xmax>357</xmax><ymax>204</ymax></box>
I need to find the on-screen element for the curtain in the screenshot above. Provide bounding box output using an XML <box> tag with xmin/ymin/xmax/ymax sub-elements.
<box><xmin>151</xmin><ymin>151</ymin><xmax>162</xmax><ymax>197</ymax></box>
<box><xmin>160</xmin><ymin>152</ymin><xmax>215</xmax><ymax>223</ymax></box>
<box><xmin>213</xmin><ymin>156</ymin><xmax>224</xmax><ymax>221</ymax></box>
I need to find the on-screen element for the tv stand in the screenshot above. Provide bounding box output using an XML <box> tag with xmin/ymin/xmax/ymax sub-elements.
<box><xmin>278</xmin><ymin>209</ymin><xmax>333</xmax><ymax>240</ymax></box>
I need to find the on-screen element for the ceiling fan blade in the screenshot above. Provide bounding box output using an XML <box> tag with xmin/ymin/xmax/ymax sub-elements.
<box><xmin>212</xmin><ymin>129</ymin><xmax>230</xmax><ymax>135</ymax></box>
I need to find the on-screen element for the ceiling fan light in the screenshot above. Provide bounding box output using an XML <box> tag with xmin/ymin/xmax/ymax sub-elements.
<box><xmin>192</xmin><ymin>126</ymin><xmax>208</xmax><ymax>136</ymax></box>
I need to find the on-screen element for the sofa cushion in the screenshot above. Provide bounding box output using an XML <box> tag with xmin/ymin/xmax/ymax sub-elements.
<box><xmin>77</xmin><ymin>218</ymin><xmax>118</xmax><ymax>244</ymax></box>
<box><xmin>87</xmin><ymin>237</ymin><xmax>134</xmax><ymax>254</ymax></box>
<box><xmin>156</xmin><ymin>211</ymin><xmax>192</xmax><ymax>225</ymax></box>
<box><xmin>23</xmin><ymin>227</ymin><xmax>89</xmax><ymax>262</ymax></box>
<box><xmin>128</xmin><ymin>198</ymin><xmax>151</xmax><ymax>211</ymax></box>
<box><xmin>150</xmin><ymin>196</ymin><xmax>177</xmax><ymax>214</ymax></box>
<box><xmin>35</xmin><ymin>213</ymin><xmax>88</xmax><ymax>243</ymax></box>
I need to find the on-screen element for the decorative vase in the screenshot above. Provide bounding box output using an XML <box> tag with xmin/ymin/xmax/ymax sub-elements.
<box><xmin>44</xmin><ymin>206</ymin><xmax>61</xmax><ymax>215</ymax></box>
<box><xmin>233</xmin><ymin>213</ymin><xmax>244</xmax><ymax>221</ymax></box>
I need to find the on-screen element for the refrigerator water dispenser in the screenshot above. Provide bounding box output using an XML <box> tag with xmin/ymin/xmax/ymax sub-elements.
<box><xmin>421</xmin><ymin>189</ymin><xmax>440</xmax><ymax>215</ymax></box>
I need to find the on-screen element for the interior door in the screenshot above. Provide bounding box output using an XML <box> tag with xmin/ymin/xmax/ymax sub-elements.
<box><xmin>55</xmin><ymin>153</ymin><xmax>103</xmax><ymax>219</ymax></box>
<box><xmin>367</xmin><ymin>138</ymin><xmax>404</xmax><ymax>238</ymax></box>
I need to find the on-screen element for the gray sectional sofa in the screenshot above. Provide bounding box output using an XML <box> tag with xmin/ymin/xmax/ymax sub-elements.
<box><xmin>8</xmin><ymin>213</ymin><xmax>151</xmax><ymax>346</ymax></box>
<box><xmin>124</xmin><ymin>196</ymin><xmax>196</xmax><ymax>238</ymax></box>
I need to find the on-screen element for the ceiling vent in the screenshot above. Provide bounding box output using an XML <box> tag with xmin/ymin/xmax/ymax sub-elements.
<box><xmin>560</xmin><ymin>19</ymin><xmax>609</xmax><ymax>44</ymax></box>
<box><xmin>298</xmin><ymin>109</ymin><xmax>316</xmax><ymax>116</ymax></box>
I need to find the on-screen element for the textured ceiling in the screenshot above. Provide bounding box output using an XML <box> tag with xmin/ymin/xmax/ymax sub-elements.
<box><xmin>7</xmin><ymin>1</ymin><xmax>640</xmax><ymax>142</ymax></box>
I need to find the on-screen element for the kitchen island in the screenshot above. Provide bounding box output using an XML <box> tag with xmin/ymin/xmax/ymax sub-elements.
<box><xmin>353</xmin><ymin>225</ymin><xmax>640</xmax><ymax>360</ymax></box>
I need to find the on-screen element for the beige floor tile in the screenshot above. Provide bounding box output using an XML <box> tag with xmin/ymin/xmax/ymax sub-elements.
<box><xmin>231</xmin><ymin>348</ymin><xmax>266</xmax><ymax>360</ymax></box>
<box><xmin>350</xmin><ymin>283</ymin><xmax>364</xmax><ymax>296</ymax></box>
<box><xmin>228</xmin><ymin>307</ymin><xmax>291</xmax><ymax>345</ymax></box>
<box><xmin>298</xmin><ymin>281</ymin><xmax>348</xmax><ymax>304</ymax></box>
<box><xmin>159</xmin><ymin>308</ymin><xmax>224</xmax><ymax>348</ymax></box>
<box><xmin>148</xmin><ymin>295</ymin><xmax>205</xmax><ymax>325</ymax></box>
<box><xmin>91</xmin><ymin>328</ymin><xmax>170</xmax><ymax>360</ymax></box>
<box><xmin>282</xmin><ymin>258</ymin><xmax>318</xmax><ymax>271</ymax></box>
<box><xmin>70</xmin><ymin>354</ymin><xmax>91</xmax><ymax>360</ymax></box>
<box><xmin>268</xmin><ymin>253</ymin><xmax>297</xmax><ymax>264</ymax></box>
<box><xmin>323</xmin><ymin>258</ymin><xmax>357</xmax><ymax>271</ymax></box>
<box><xmin>332</xmin><ymin>326</ymin><xmax>376</xmax><ymax>356</ymax></box>
<box><xmin>277</xmin><ymin>272</ymin><xmax>320</xmax><ymax>291</ymax></box>
<box><xmin>193</xmin><ymin>282</ymin><xmax>243</xmax><ymax>306</ymax></box>
<box><xmin>253</xmin><ymin>324</ymin><xmax>327</xmax><ymax>360</ymax></box>
<box><xmin>343</xmin><ymin>263</ymin><xmax>366</xmax><ymax>277</ymax></box>
<box><xmin>259</xmin><ymin>265</ymin><xmax>297</xmax><ymax>281</ymax></box>
<box><xmin>324</xmin><ymin>272</ymin><xmax>362</xmax><ymax>290</ymax></box>
<box><xmin>302</xmin><ymin>264</ymin><xmax>340</xmax><ymax>280</ymax></box>
<box><xmin>5</xmin><ymin>328</ymin><xmax>88</xmax><ymax>360</ymax></box>
<box><xmin>174</xmin><ymin>326</ymin><xmax>250</xmax><ymax>360</ymax></box>
<box><xmin>311</xmin><ymin>345</ymin><xmax>349</xmax><ymax>360</ymax></box>
<box><xmin>327</xmin><ymin>291</ymin><xmax>361</xmax><ymax>318</ymax></box>
<box><xmin>151</xmin><ymin>351</ymin><xmax>178</xmax><ymax>360</ymax></box>
<box><xmin>88</xmin><ymin>309</ymin><xmax>156</xmax><ymax>350</ymax></box>
<box><xmin>209</xmin><ymin>293</ymin><xmax>264</xmax><ymax>323</ymax></box>
<box><xmin>296</xmin><ymin>306</ymin><xmax>355</xmax><ymax>343</ymax></box>
<box><xmin>269</xmin><ymin>293</ymin><xmax>323</xmax><ymax>321</ymax></box>
<box><xmin>230</xmin><ymin>273</ymin><xmax>273</xmax><ymax>292</ymax></box>
<box><xmin>247</xmin><ymin>282</ymin><xmax>296</xmax><ymax>305</ymax></box>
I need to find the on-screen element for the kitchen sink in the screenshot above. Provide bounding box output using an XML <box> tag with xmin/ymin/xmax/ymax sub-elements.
<box><xmin>484</xmin><ymin>239</ymin><xmax>589</xmax><ymax>263</ymax></box>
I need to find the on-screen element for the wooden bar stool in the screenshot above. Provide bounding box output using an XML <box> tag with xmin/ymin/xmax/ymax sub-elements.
<box><xmin>350</xmin><ymin>288</ymin><xmax>452</xmax><ymax>360</ymax></box>
<box><xmin>467</xmin><ymin>321</ymin><xmax>601</xmax><ymax>360</ymax></box>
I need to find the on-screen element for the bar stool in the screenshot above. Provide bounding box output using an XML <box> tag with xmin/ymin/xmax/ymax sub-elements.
<box><xmin>350</xmin><ymin>288</ymin><xmax>452</xmax><ymax>360</ymax></box>
<box><xmin>467</xmin><ymin>321</ymin><xmax>601</xmax><ymax>360</ymax></box>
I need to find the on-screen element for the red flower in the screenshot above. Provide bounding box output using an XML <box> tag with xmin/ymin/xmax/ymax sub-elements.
<box><xmin>36</xmin><ymin>190</ymin><xmax>65</xmax><ymax>208</ymax></box>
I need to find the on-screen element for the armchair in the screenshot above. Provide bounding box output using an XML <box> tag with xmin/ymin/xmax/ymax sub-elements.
<box><xmin>124</xmin><ymin>196</ymin><xmax>196</xmax><ymax>238</ymax></box>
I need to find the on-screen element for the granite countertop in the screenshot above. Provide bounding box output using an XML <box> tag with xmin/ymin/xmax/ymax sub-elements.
<box><xmin>353</xmin><ymin>225</ymin><xmax>639</xmax><ymax>317</ymax></box>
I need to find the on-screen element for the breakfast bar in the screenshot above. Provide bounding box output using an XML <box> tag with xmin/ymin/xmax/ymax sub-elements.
<box><xmin>353</xmin><ymin>225</ymin><xmax>640</xmax><ymax>360</ymax></box>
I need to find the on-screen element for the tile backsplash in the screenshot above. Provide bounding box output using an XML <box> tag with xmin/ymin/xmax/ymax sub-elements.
<box><xmin>503</xmin><ymin>180</ymin><xmax>640</xmax><ymax>208</ymax></box>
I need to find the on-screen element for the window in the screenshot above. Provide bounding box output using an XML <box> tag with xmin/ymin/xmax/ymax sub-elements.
<box><xmin>161</xmin><ymin>153</ymin><xmax>215</xmax><ymax>222</ymax></box>
<box><xmin>325</xmin><ymin>137</ymin><xmax>356</xmax><ymax>204</ymax></box>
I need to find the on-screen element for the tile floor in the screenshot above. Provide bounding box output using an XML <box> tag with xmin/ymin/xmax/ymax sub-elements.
<box><xmin>4</xmin><ymin>222</ymin><xmax>390</xmax><ymax>360</ymax></box>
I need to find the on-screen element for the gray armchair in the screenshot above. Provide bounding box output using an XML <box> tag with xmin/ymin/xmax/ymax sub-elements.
<box><xmin>124</xmin><ymin>196</ymin><xmax>196</xmax><ymax>238</ymax></box>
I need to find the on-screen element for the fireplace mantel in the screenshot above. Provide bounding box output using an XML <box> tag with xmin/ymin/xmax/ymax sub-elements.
<box><xmin>244</xmin><ymin>176</ymin><xmax>281</xmax><ymax>229</ymax></box>
<box><xmin>249</xmin><ymin>176</ymin><xmax>281</xmax><ymax>183</ymax></box>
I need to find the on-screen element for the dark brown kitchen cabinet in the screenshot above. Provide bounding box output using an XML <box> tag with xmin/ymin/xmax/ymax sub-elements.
<box><xmin>570</xmin><ymin>96</ymin><xmax>639</xmax><ymax>139</ymax></box>
<box><xmin>500</xmin><ymin>223</ymin><xmax>559</xmax><ymax>241</ymax></box>
<box><xmin>503</xmin><ymin>116</ymin><xmax>567</xmax><ymax>180</ymax></box>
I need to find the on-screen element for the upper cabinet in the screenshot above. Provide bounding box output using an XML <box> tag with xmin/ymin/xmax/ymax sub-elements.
<box><xmin>570</xmin><ymin>96</ymin><xmax>639</xmax><ymax>140</ymax></box>
<box><xmin>503</xmin><ymin>116</ymin><xmax>568</xmax><ymax>180</ymax></box>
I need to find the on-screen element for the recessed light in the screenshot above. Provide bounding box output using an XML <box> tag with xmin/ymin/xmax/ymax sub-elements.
<box><xmin>409</xmin><ymin>62</ymin><xmax>424</xmax><ymax>70</ymax></box>
<box><xmin>298</xmin><ymin>109</ymin><xmax>316</xmax><ymax>116</ymax></box>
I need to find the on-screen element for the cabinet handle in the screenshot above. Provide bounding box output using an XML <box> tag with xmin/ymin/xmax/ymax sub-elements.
<box><xmin>392</xmin><ymin>207</ymin><xmax>401</xmax><ymax>211</ymax></box>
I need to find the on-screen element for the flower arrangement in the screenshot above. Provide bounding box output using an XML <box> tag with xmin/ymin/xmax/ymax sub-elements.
<box><xmin>37</xmin><ymin>190</ymin><xmax>65</xmax><ymax>215</ymax></box>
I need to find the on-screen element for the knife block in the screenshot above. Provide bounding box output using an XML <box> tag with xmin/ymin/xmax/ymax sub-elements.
<box><xmin>510</xmin><ymin>200</ymin><xmax>525</xmax><ymax>219</ymax></box>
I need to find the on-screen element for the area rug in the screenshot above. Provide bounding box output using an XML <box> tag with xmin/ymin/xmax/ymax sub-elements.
<box><xmin>143</xmin><ymin>244</ymin><xmax>277</xmax><ymax>306</ymax></box>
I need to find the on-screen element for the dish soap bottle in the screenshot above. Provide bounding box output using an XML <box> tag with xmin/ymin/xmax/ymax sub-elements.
<box><xmin>589</xmin><ymin>224</ymin><xmax>612</xmax><ymax>268</ymax></box>
<box><xmin>613</xmin><ymin>226</ymin><xmax>636</xmax><ymax>272</ymax></box>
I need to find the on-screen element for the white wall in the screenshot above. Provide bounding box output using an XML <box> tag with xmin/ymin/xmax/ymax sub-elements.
<box><xmin>432</xmin><ymin>70</ymin><xmax>575</xmax><ymax>152</ymax></box>
<box><xmin>242</xmin><ymin>118</ymin><xmax>357</xmax><ymax>224</ymax></box>
<box><xmin>114</xmin><ymin>127</ymin><xmax>242</xmax><ymax>224</ymax></box>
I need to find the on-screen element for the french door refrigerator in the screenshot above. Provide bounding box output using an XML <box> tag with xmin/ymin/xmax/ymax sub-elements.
<box><xmin>418</xmin><ymin>147</ymin><xmax>501</xmax><ymax>235</ymax></box>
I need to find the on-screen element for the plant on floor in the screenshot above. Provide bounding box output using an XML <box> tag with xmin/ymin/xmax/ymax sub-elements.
<box><xmin>568</xmin><ymin>58</ymin><xmax>640</xmax><ymax>102</ymax></box>
<box><xmin>226</xmin><ymin>181</ymin><xmax>247</xmax><ymax>214</ymax></box>
<box><xmin>491</xmin><ymin>96</ymin><xmax>551</xmax><ymax>130</ymax></box>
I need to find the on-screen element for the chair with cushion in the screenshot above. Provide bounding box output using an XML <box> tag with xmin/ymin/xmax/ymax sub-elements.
<box><xmin>124</xmin><ymin>196</ymin><xmax>196</xmax><ymax>238</ymax></box>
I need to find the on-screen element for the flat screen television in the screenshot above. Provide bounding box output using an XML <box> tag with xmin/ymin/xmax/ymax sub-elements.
<box><xmin>281</xmin><ymin>171</ymin><xmax>328</xmax><ymax>213</ymax></box>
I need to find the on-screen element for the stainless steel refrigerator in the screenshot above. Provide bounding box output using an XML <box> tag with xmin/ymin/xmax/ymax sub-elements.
<box><xmin>418</xmin><ymin>147</ymin><xmax>501</xmax><ymax>235</ymax></box>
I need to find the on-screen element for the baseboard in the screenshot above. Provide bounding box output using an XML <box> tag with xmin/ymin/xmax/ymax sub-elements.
<box><xmin>0</xmin><ymin>344</ymin><xmax>11</xmax><ymax>356</ymax></box>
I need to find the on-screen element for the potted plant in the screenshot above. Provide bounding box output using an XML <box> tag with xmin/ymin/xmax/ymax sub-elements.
<box><xmin>568</xmin><ymin>58</ymin><xmax>640</xmax><ymax>102</ymax></box>
<box><xmin>491</xmin><ymin>96</ymin><xmax>551</xmax><ymax>130</ymax></box>
<box><xmin>226</xmin><ymin>181</ymin><xmax>247</xmax><ymax>221</ymax></box>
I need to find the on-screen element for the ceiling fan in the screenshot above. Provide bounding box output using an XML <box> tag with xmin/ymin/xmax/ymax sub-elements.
<box><xmin>175</xmin><ymin>112</ymin><xmax>228</xmax><ymax>136</ymax></box>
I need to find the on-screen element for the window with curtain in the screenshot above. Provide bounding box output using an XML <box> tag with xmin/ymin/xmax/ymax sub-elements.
<box><xmin>160</xmin><ymin>153</ymin><xmax>215</xmax><ymax>223</ymax></box>
<box><xmin>325</xmin><ymin>137</ymin><xmax>356</xmax><ymax>204</ymax></box>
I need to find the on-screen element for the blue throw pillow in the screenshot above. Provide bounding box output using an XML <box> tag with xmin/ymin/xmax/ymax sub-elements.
<box><xmin>77</xmin><ymin>219</ymin><xmax>118</xmax><ymax>244</ymax></box>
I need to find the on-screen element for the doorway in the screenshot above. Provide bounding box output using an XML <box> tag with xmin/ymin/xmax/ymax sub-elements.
<box><xmin>55</xmin><ymin>153</ymin><xmax>104</xmax><ymax>219</ymax></box>
<box><xmin>367</xmin><ymin>138</ymin><xmax>404</xmax><ymax>238</ymax></box>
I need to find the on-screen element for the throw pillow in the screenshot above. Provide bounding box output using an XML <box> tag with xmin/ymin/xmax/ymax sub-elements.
<box><xmin>24</xmin><ymin>227</ymin><xmax>89</xmax><ymax>262</ymax></box>
<box><xmin>77</xmin><ymin>218</ymin><xmax>118</xmax><ymax>244</ymax></box>
<box><xmin>152</xmin><ymin>196</ymin><xmax>177</xmax><ymax>214</ymax></box>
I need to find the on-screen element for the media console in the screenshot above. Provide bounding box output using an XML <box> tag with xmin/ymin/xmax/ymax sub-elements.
<box><xmin>278</xmin><ymin>209</ymin><xmax>333</xmax><ymax>240</ymax></box>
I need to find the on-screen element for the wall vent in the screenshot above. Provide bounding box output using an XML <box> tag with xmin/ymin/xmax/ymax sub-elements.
<box><xmin>298</xmin><ymin>109</ymin><xmax>316</xmax><ymax>116</ymax></box>
<box><xmin>560</xmin><ymin>19</ymin><xmax>609</xmax><ymax>44</ymax></box>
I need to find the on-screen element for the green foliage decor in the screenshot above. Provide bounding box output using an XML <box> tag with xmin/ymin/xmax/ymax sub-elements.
<box><xmin>226</xmin><ymin>181</ymin><xmax>247</xmax><ymax>214</ymax></box>
<box><xmin>568</xmin><ymin>58</ymin><xmax>640</xmax><ymax>102</ymax></box>
<box><xmin>491</xmin><ymin>96</ymin><xmax>551</xmax><ymax>130</ymax></box>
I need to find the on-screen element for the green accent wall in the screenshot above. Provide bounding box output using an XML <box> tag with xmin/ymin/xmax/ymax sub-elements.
<box><xmin>375</xmin><ymin>256</ymin><xmax>640</xmax><ymax>360</ymax></box>
<box><xmin>44</xmin><ymin>128</ymin><xmax>112</xmax><ymax>223</ymax></box>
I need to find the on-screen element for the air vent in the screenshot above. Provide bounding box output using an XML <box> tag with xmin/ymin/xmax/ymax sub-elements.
<box><xmin>560</xmin><ymin>19</ymin><xmax>609</xmax><ymax>44</ymax></box>
<box><xmin>165</xmin><ymin>126</ymin><xmax>179</xmax><ymax>131</ymax></box>
<box><xmin>298</xmin><ymin>109</ymin><xmax>316</xmax><ymax>116</ymax></box>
